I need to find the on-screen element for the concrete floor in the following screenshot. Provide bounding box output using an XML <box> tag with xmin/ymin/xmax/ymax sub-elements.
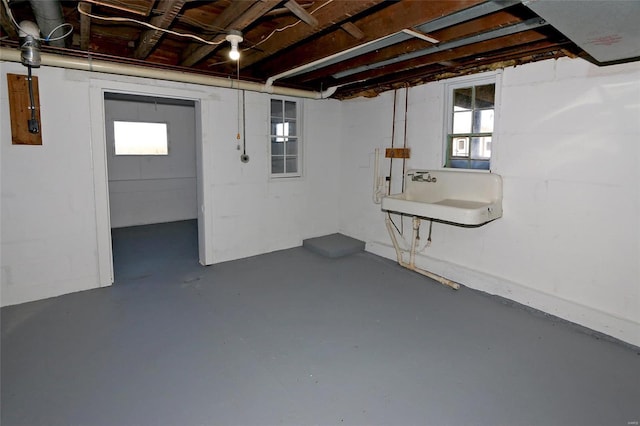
<box><xmin>2</xmin><ymin>220</ymin><xmax>639</xmax><ymax>426</ymax></box>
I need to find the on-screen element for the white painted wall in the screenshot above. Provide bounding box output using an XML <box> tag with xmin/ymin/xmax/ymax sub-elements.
<box><xmin>1</xmin><ymin>62</ymin><xmax>341</xmax><ymax>306</ymax></box>
<box><xmin>2</xmin><ymin>56</ymin><xmax>638</xmax><ymax>347</ymax></box>
<box><xmin>104</xmin><ymin>98</ymin><xmax>197</xmax><ymax>228</ymax></box>
<box><xmin>339</xmin><ymin>57</ymin><xmax>640</xmax><ymax>346</ymax></box>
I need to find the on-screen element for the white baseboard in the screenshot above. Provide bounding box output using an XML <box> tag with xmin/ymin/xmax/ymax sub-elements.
<box><xmin>367</xmin><ymin>240</ymin><xmax>640</xmax><ymax>348</ymax></box>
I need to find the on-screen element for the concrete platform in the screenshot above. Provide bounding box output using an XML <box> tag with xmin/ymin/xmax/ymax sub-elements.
<box><xmin>303</xmin><ymin>233</ymin><xmax>365</xmax><ymax>258</ymax></box>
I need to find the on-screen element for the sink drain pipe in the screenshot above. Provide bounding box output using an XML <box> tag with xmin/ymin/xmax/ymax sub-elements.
<box><xmin>385</xmin><ymin>214</ymin><xmax>460</xmax><ymax>290</ymax></box>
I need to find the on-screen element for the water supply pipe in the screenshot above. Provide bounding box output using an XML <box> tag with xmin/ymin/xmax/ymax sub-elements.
<box><xmin>0</xmin><ymin>47</ymin><xmax>334</xmax><ymax>100</ymax></box>
<box><xmin>385</xmin><ymin>214</ymin><xmax>460</xmax><ymax>290</ymax></box>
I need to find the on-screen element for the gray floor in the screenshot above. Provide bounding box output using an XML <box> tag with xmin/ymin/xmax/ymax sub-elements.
<box><xmin>2</xmin><ymin>220</ymin><xmax>639</xmax><ymax>426</ymax></box>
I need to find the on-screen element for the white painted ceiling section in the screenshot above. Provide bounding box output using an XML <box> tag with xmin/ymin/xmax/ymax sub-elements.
<box><xmin>524</xmin><ymin>0</ymin><xmax>640</xmax><ymax>63</ymax></box>
<box><xmin>1</xmin><ymin>57</ymin><xmax>639</xmax><ymax>347</ymax></box>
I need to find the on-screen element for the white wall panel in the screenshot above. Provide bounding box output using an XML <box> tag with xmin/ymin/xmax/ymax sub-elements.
<box><xmin>1</xmin><ymin>63</ymin><xmax>341</xmax><ymax>306</ymax></box>
<box><xmin>340</xmin><ymin>58</ymin><xmax>640</xmax><ymax>346</ymax></box>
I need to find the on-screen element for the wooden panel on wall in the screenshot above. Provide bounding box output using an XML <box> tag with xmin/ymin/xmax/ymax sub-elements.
<box><xmin>7</xmin><ymin>73</ymin><xmax>42</xmax><ymax>145</ymax></box>
<box><xmin>385</xmin><ymin>147</ymin><xmax>410</xmax><ymax>158</ymax></box>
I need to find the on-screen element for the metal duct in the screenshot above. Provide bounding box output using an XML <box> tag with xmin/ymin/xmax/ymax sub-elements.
<box><xmin>29</xmin><ymin>0</ymin><xmax>66</xmax><ymax>48</ymax></box>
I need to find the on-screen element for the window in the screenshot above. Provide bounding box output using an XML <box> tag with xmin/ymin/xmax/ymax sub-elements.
<box><xmin>444</xmin><ymin>74</ymin><xmax>498</xmax><ymax>170</ymax></box>
<box><xmin>114</xmin><ymin>121</ymin><xmax>168</xmax><ymax>155</ymax></box>
<box><xmin>270</xmin><ymin>98</ymin><xmax>301</xmax><ymax>177</ymax></box>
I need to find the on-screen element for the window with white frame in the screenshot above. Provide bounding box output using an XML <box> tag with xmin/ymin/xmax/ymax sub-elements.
<box><xmin>114</xmin><ymin>121</ymin><xmax>169</xmax><ymax>155</ymax></box>
<box><xmin>270</xmin><ymin>98</ymin><xmax>301</xmax><ymax>177</ymax></box>
<box><xmin>444</xmin><ymin>73</ymin><xmax>498</xmax><ymax>170</ymax></box>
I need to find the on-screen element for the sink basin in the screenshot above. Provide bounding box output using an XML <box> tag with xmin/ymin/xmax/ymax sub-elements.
<box><xmin>381</xmin><ymin>169</ymin><xmax>503</xmax><ymax>225</ymax></box>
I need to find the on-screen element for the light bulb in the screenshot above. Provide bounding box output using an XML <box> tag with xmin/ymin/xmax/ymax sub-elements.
<box><xmin>225</xmin><ymin>32</ymin><xmax>243</xmax><ymax>61</ymax></box>
<box><xmin>229</xmin><ymin>44</ymin><xmax>240</xmax><ymax>60</ymax></box>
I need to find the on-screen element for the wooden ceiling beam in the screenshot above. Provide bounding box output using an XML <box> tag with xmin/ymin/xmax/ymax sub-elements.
<box><xmin>82</xmin><ymin>0</ymin><xmax>154</xmax><ymax>16</ymax></box>
<box><xmin>180</xmin><ymin>0</ymin><xmax>281</xmax><ymax>67</ymax></box>
<box><xmin>335</xmin><ymin>40</ymin><xmax>566</xmax><ymax>99</ymax></box>
<box><xmin>79</xmin><ymin>2</ymin><xmax>92</xmax><ymax>50</ymax></box>
<box><xmin>284</xmin><ymin>0</ymin><xmax>318</xmax><ymax>27</ymax></box>
<box><xmin>239</xmin><ymin>0</ymin><xmax>384</xmax><ymax>68</ymax></box>
<box><xmin>249</xmin><ymin>0</ymin><xmax>485</xmax><ymax>77</ymax></box>
<box><xmin>340</xmin><ymin>22</ymin><xmax>365</xmax><ymax>40</ymax></box>
<box><xmin>329</xmin><ymin>30</ymin><xmax>550</xmax><ymax>87</ymax></box>
<box><xmin>179</xmin><ymin>1</ymin><xmax>257</xmax><ymax>64</ymax></box>
<box><xmin>293</xmin><ymin>11</ymin><xmax>525</xmax><ymax>84</ymax></box>
<box><xmin>134</xmin><ymin>0</ymin><xmax>187</xmax><ymax>59</ymax></box>
<box><xmin>0</xmin><ymin>2</ymin><xmax>18</xmax><ymax>39</ymax></box>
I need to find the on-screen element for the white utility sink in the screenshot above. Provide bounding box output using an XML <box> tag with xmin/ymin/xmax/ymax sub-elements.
<box><xmin>382</xmin><ymin>169</ymin><xmax>503</xmax><ymax>225</ymax></box>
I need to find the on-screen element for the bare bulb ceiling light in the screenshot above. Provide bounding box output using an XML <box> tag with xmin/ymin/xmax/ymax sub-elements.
<box><xmin>225</xmin><ymin>30</ymin><xmax>243</xmax><ymax>61</ymax></box>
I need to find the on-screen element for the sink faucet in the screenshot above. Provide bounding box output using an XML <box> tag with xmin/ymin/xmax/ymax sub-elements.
<box><xmin>410</xmin><ymin>172</ymin><xmax>437</xmax><ymax>183</ymax></box>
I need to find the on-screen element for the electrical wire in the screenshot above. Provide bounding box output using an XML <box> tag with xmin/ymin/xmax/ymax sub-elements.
<box><xmin>27</xmin><ymin>65</ymin><xmax>36</xmax><ymax>122</ymax></box>
<box><xmin>44</xmin><ymin>23</ymin><xmax>74</xmax><ymax>42</ymax></box>
<box><xmin>1</xmin><ymin>0</ymin><xmax>73</xmax><ymax>42</ymax></box>
<box><xmin>250</xmin><ymin>0</ymin><xmax>334</xmax><ymax>50</ymax></box>
<box><xmin>76</xmin><ymin>3</ymin><xmax>224</xmax><ymax>46</ymax></box>
<box><xmin>242</xmin><ymin>89</ymin><xmax>247</xmax><ymax>157</ymax></box>
<box><xmin>26</xmin><ymin>64</ymin><xmax>39</xmax><ymax>133</ymax></box>
<box><xmin>236</xmin><ymin>58</ymin><xmax>241</xmax><ymax>149</ymax></box>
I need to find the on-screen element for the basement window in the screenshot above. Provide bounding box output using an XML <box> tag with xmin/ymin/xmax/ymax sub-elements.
<box><xmin>114</xmin><ymin>121</ymin><xmax>169</xmax><ymax>155</ymax></box>
<box><xmin>444</xmin><ymin>73</ymin><xmax>499</xmax><ymax>170</ymax></box>
<box><xmin>270</xmin><ymin>98</ymin><xmax>301</xmax><ymax>178</ymax></box>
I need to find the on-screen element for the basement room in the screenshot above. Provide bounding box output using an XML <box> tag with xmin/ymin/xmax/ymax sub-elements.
<box><xmin>1</xmin><ymin>0</ymin><xmax>639</xmax><ymax>425</ymax></box>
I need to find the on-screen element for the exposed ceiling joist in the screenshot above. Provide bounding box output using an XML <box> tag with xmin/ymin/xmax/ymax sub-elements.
<box><xmin>79</xmin><ymin>2</ymin><xmax>91</xmax><ymax>51</ymax></box>
<box><xmin>1</xmin><ymin>0</ymin><xmax>632</xmax><ymax>99</ymax></box>
<box><xmin>180</xmin><ymin>0</ymin><xmax>281</xmax><ymax>67</ymax></box>
<box><xmin>284</xmin><ymin>0</ymin><xmax>318</xmax><ymax>27</ymax></box>
<box><xmin>239</xmin><ymin>0</ymin><xmax>384</xmax><ymax>68</ymax></box>
<box><xmin>134</xmin><ymin>0</ymin><xmax>187</xmax><ymax>59</ymax></box>
<box><xmin>340</xmin><ymin>22</ymin><xmax>365</xmax><ymax>40</ymax></box>
<box><xmin>82</xmin><ymin>0</ymin><xmax>154</xmax><ymax>16</ymax></box>
<box><xmin>0</xmin><ymin>1</ymin><xmax>18</xmax><ymax>39</ymax></box>
<box><xmin>250</xmin><ymin>0</ymin><xmax>485</xmax><ymax>78</ymax></box>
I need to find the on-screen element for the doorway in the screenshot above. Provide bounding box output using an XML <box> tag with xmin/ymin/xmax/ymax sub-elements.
<box><xmin>103</xmin><ymin>93</ymin><xmax>198</xmax><ymax>283</ymax></box>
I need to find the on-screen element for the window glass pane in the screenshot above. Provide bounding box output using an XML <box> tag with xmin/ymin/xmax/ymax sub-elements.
<box><xmin>478</xmin><ymin>109</ymin><xmax>494</xmax><ymax>133</ymax></box>
<box><xmin>284</xmin><ymin>101</ymin><xmax>296</xmax><ymax>119</ymax></box>
<box><xmin>270</xmin><ymin>98</ymin><xmax>301</xmax><ymax>177</ymax></box>
<box><xmin>271</xmin><ymin>99</ymin><xmax>283</xmax><ymax>117</ymax></box>
<box><xmin>449</xmin><ymin>159</ymin><xmax>469</xmax><ymax>169</ymax></box>
<box><xmin>286</xmin><ymin>139</ymin><xmax>298</xmax><ymax>155</ymax></box>
<box><xmin>446</xmin><ymin>79</ymin><xmax>496</xmax><ymax>169</ymax></box>
<box><xmin>285</xmin><ymin>157</ymin><xmax>298</xmax><ymax>173</ymax></box>
<box><xmin>452</xmin><ymin>136</ymin><xmax>469</xmax><ymax>157</ymax></box>
<box><xmin>453</xmin><ymin>111</ymin><xmax>472</xmax><ymax>134</ymax></box>
<box><xmin>114</xmin><ymin>121</ymin><xmax>168</xmax><ymax>155</ymax></box>
<box><xmin>272</xmin><ymin>121</ymin><xmax>289</xmax><ymax>137</ymax></box>
<box><xmin>470</xmin><ymin>160</ymin><xmax>490</xmax><ymax>170</ymax></box>
<box><xmin>287</xmin><ymin>120</ymin><xmax>297</xmax><ymax>136</ymax></box>
<box><xmin>470</xmin><ymin>136</ymin><xmax>491</xmax><ymax>160</ymax></box>
<box><xmin>475</xmin><ymin>84</ymin><xmax>495</xmax><ymax>108</ymax></box>
<box><xmin>453</xmin><ymin>87</ymin><xmax>472</xmax><ymax>110</ymax></box>
<box><xmin>271</xmin><ymin>139</ymin><xmax>284</xmax><ymax>155</ymax></box>
<box><xmin>271</xmin><ymin>156</ymin><xmax>284</xmax><ymax>174</ymax></box>
<box><xmin>270</xmin><ymin>121</ymin><xmax>280</xmax><ymax>136</ymax></box>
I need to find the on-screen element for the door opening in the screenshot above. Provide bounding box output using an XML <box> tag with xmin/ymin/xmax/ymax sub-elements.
<box><xmin>103</xmin><ymin>92</ymin><xmax>200</xmax><ymax>283</ymax></box>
